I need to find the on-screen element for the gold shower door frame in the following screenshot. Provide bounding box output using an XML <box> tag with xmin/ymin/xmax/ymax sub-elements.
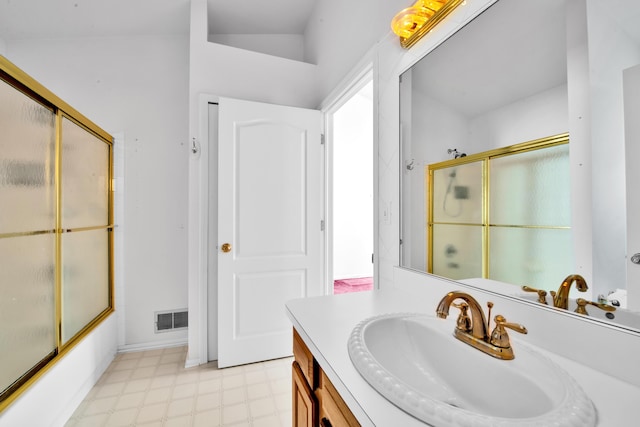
<box><xmin>0</xmin><ymin>56</ymin><xmax>114</xmax><ymax>411</ymax></box>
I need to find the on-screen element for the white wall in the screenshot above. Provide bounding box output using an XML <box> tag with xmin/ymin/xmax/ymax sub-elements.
<box><xmin>468</xmin><ymin>84</ymin><xmax>568</xmax><ymax>149</ymax></box>
<box><xmin>409</xmin><ymin>84</ymin><xmax>568</xmax><ymax>165</ymax></box>
<box><xmin>587</xmin><ymin>0</ymin><xmax>640</xmax><ymax>297</ymax></box>
<box><xmin>208</xmin><ymin>34</ymin><xmax>305</xmax><ymax>62</ymax></box>
<box><xmin>5</xmin><ymin>35</ymin><xmax>191</xmax><ymax>349</ymax></box>
<box><xmin>304</xmin><ymin>0</ymin><xmax>410</xmax><ymax>101</ymax></box>
<box><xmin>566</xmin><ymin>0</ymin><xmax>593</xmax><ymax>288</ymax></box>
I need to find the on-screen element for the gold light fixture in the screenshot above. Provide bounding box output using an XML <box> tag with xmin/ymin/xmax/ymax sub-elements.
<box><xmin>391</xmin><ymin>0</ymin><xmax>465</xmax><ymax>48</ymax></box>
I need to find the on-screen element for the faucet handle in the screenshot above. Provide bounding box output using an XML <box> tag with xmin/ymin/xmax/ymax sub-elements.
<box><xmin>575</xmin><ymin>298</ymin><xmax>617</xmax><ymax>315</ymax></box>
<box><xmin>490</xmin><ymin>315</ymin><xmax>528</xmax><ymax>349</ymax></box>
<box><xmin>521</xmin><ymin>285</ymin><xmax>548</xmax><ymax>304</ymax></box>
<box><xmin>452</xmin><ymin>302</ymin><xmax>472</xmax><ymax>332</ymax></box>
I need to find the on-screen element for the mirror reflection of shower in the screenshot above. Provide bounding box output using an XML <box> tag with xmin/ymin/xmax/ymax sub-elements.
<box><xmin>443</xmin><ymin>149</ymin><xmax>468</xmax><ymax>217</ymax></box>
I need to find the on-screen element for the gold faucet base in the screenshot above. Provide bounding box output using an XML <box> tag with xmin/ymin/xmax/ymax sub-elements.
<box><xmin>454</xmin><ymin>328</ymin><xmax>515</xmax><ymax>360</ymax></box>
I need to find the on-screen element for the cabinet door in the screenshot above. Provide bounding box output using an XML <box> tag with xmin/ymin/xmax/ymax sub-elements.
<box><xmin>317</xmin><ymin>370</ymin><xmax>361</xmax><ymax>427</ymax></box>
<box><xmin>293</xmin><ymin>329</ymin><xmax>316</xmax><ymax>387</ymax></box>
<box><xmin>293</xmin><ymin>361</ymin><xmax>317</xmax><ymax>427</ymax></box>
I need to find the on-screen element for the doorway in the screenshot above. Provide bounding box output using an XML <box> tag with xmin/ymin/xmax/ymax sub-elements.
<box><xmin>328</xmin><ymin>77</ymin><xmax>374</xmax><ymax>294</ymax></box>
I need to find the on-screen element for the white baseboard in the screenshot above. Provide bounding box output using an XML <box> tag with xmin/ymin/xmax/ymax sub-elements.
<box><xmin>184</xmin><ymin>356</ymin><xmax>205</xmax><ymax>369</ymax></box>
<box><xmin>117</xmin><ymin>338</ymin><xmax>188</xmax><ymax>354</ymax></box>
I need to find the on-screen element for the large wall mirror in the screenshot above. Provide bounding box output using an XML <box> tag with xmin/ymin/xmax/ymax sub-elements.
<box><xmin>399</xmin><ymin>0</ymin><xmax>640</xmax><ymax>332</ymax></box>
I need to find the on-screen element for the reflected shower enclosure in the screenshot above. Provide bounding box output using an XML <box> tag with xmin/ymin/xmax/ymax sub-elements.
<box><xmin>427</xmin><ymin>135</ymin><xmax>572</xmax><ymax>290</ymax></box>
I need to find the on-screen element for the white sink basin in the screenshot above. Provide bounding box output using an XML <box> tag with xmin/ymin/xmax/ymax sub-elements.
<box><xmin>348</xmin><ymin>313</ymin><xmax>596</xmax><ymax>427</ymax></box>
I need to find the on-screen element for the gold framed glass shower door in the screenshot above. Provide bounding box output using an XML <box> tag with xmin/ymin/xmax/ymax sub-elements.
<box><xmin>0</xmin><ymin>56</ymin><xmax>114</xmax><ymax>411</ymax></box>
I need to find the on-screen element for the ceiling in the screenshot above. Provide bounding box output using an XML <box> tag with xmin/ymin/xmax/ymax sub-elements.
<box><xmin>0</xmin><ymin>0</ymin><xmax>315</xmax><ymax>40</ymax></box>
<box><xmin>1</xmin><ymin>0</ymin><xmax>639</xmax><ymax>43</ymax></box>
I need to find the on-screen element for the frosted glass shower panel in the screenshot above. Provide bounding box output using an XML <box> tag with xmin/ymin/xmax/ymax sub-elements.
<box><xmin>61</xmin><ymin>117</ymin><xmax>110</xmax><ymax>229</ymax></box>
<box><xmin>432</xmin><ymin>224</ymin><xmax>483</xmax><ymax>279</ymax></box>
<box><xmin>1</xmin><ymin>55</ymin><xmax>114</xmax><ymax>409</ymax></box>
<box><xmin>0</xmin><ymin>234</ymin><xmax>56</xmax><ymax>395</ymax></box>
<box><xmin>432</xmin><ymin>161</ymin><xmax>482</xmax><ymax>224</ymax></box>
<box><xmin>489</xmin><ymin>227</ymin><xmax>573</xmax><ymax>290</ymax></box>
<box><xmin>61</xmin><ymin>228</ymin><xmax>110</xmax><ymax>344</ymax></box>
<box><xmin>490</xmin><ymin>144</ymin><xmax>570</xmax><ymax>226</ymax></box>
<box><xmin>0</xmin><ymin>79</ymin><xmax>56</xmax><ymax>235</ymax></box>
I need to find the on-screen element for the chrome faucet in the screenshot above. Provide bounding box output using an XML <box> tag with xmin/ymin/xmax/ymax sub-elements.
<box><xmin>436</xmin><ymin>291</ymin><xmax>527</xmax><ymax>360</ymax></box>
<box><xmin>553</xmin><ymin>274</ymin><xmax>588</xmax><ymax>309</ymax></box>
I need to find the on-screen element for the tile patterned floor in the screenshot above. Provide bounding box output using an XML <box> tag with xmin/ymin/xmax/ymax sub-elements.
<box><xmin>64</xmin><ymin>346</ymin><xmax>292</xmax><ymax>427</ymax></box>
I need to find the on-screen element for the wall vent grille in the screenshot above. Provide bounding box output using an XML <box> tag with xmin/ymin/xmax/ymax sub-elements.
<box><xmin>155</xmin><ymin>309</ymin><xmax>188</xmax><ymax>333</ymax></box>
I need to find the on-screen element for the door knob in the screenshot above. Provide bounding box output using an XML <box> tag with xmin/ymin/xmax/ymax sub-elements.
<box><xmin>221</xmin><ymin>243</ymin><xmax>232</xmax><ymax>253</ymax></box>
<box><xmin>632</xmin><ymin>253</ymin><xmax>640</xmax><ymax>264</ymax></box>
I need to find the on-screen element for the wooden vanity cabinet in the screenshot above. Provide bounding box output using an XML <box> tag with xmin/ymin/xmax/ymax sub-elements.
<box><xmin>292</xmin><ymin>329</ymin><xmax>360</xmax><ymax>427</ymax></box>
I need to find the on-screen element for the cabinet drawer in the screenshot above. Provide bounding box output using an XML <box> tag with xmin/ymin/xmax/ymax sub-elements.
<box><xmin>293</xmin><ymin>328</ymin><xmax>316</xmax><ymax>388</ymax></box>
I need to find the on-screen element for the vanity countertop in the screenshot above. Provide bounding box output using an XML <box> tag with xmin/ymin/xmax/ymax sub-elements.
<box><xmin>285</xmin><ymin>288</ymin><xmax>640</xmax><ymax>426</ymax></box>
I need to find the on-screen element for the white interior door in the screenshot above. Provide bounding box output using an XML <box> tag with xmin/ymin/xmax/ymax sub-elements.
<box><xmin>217</xmin><ymin>97</ymin><xmax>324</xmax><ymax>368</ymax></box>
<box><xmin>624</xmin><ymin>65</ymin><xmax>640</xmax><ymax>311</ymax></box>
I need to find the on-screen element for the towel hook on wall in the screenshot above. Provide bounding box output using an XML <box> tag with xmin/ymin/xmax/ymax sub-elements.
<box><xmin>405</xmin><ymin>159</ymin><xmax>415</xmax><ymax>170</ymax></box>
<box><xmin>191</xmin><ymin>137</ymin><xmax>200</xmax><ymax>155</ymax></box>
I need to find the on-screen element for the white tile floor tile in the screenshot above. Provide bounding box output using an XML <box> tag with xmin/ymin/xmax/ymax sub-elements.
<box><xmin>64</xmin><ymin>346</ymin><xmax>292</xmax><ymax>427</ymax></box>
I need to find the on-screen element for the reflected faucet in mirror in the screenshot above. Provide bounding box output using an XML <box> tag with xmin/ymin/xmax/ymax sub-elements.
<box><xmin>553</xmin><ymin>274</ymin><xmax>588</xmax><ymax>309</ymax></box>
<box><xmin>522</xmin><ymin>285</ymin><xmax>548</xmax><ymax>304</ymax></box>
<box><xmin>521</xmin><ymin>274</ymin><xmax>616</xmax><ymax>316</ymax></box>
<box><xmin>436</xmin><ymin>291</ymin><xmax>527</xmax><ymax>360</ymax></box>
<box><xmin>575</xmin><ymin>298</ymin><xmax>616</xmax><ymax>316</ymax></box>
